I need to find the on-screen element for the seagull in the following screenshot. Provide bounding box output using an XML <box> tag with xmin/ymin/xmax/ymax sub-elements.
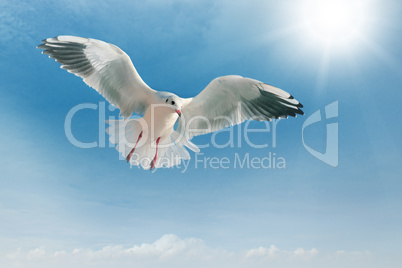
<box><xmin>38</xmin><ymin>36</ymin><xmax>304</xmax><ymax>170</ymax></box>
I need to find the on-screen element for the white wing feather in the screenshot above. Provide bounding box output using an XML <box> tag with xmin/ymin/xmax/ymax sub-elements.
<box><xmin>179</xmin><ymin>75</ymin><xmax>303</xmax><ymax>138</ymax></box>
<box><xmin>38</xmin><ymin>36</ymin><xmax>156</xmax><ymax>118</ymax></box>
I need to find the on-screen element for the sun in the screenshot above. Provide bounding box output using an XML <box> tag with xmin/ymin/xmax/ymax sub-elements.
<box><xmin>301</xmin><ymin>0</ymin><xmax>368</xmax><ymax>47</ymax></box>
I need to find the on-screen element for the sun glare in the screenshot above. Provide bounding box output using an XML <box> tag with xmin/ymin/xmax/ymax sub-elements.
<box><xmin>301</xmin><ymin>0</ymin><xmax>368</xmax><ymax>47</ymax></box>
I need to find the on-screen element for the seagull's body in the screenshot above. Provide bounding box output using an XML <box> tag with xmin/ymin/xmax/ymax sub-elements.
<box><xmin>38</xmin><ymin>36</ymin><xmax>304</xmax><ymax>170</ymax></box>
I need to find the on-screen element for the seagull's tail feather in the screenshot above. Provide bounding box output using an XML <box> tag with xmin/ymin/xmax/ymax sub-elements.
<box><xmin>106</xmin><ymin>119</ymin><xmax>144</xmax><ymax>162</ymax></box>
<box><xmin>106</xmin><ymin>119</ymin><xmax>199</xmax><ymax>170</ymax></box>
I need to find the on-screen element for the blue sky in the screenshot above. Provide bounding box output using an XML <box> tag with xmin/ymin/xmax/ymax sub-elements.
<box><xmin>1</xmin><ymin>0</ymin><xmax>401</xmax><ymax>267</ymax></box>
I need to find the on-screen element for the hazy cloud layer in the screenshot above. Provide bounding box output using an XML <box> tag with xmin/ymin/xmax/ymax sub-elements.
<box><xmin>2</xmin><ymin>234</ymin><xmax>372</xmax><ymax>268</ymax></box>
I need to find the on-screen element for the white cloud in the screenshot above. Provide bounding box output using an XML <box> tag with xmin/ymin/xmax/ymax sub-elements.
<box><xmin>244</xmin><ymin>244</ymin><xmax>319</xmax><ymax>262</ymax></box>
<box><xmin>245</xmin><ymin>245</ymin><xmax>279</xmax><ymax>258</ymax></box>
<box><xmin>1</xmin><ymin>234</ymin><xmax>374</xmax><ymax>268</ymax></box>
<box><xmin>293</xmin><ymin>247</ymin><xmax>319</xmax><ymax>260</ymax></box>
<box><xmin>68</xmin><ymin>234</ymin><xmax>217</xmax><ymax>260</ymax></box>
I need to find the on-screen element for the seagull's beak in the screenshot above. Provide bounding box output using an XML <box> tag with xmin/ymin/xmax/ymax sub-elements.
<box><xmin>175</xmin><ymin>109</ymin><xmax>181</xmax><ymax>117</ymax></box>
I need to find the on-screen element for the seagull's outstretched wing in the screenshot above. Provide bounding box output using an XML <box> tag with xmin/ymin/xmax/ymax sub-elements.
<box><xmin>179</xmin><ymin>75</ymin><xmax>304</xmax><ymax>138</ymax></box>
<box><xmin>38</xmin><ymin>36</ymin><xmax>156</xmax><ymax>118</ymax></box>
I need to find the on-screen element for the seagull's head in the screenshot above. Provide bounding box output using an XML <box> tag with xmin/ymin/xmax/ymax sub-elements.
<box><xmin>157</xmin><ymin>92</ymin><xmax>183</xmax><ymax>117</ymax></box>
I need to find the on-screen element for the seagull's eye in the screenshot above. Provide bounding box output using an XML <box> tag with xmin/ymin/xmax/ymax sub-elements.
<box><xmin>171</xmin><ymin>101</ymin><xmax>175</xmax><ymax>105</ymax></box>
<box><xmin>166</xmin><ymin>99</ymin><xmax>168</xmax><ymax>103</ymax></box>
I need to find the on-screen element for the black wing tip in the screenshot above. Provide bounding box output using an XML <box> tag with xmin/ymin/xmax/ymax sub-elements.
<box><xmin>37</xmin><ymin>37</ymin><xmax>52</xmax><ymax>49</ymax></box>
<box><xmin>286</xmin><ymin>102</ymin><xmax>304</xmax><ymax>117</ymax></box>
<box><xmin>291</xmin><ymin>101</ymin><xmax>304</xmax><ymax>116</ymax></box>
<box><xmin>287</xmin><ymin>94</ymin><xmax>303</xmax><ymax>107</ymax></box>
<box><xmin>42</xmin><ymin>50</ymin><xmax>52</xmax><ymax>55</ymax></box>
<box><xmin>284</xmin><ymin>97</ymin><xmax>304</xmax><ymax>116</ymax></box>
<box><xmin>285</xmin><ymin>109</ymin><xmax>303</xmax><ymax>118</ymax></box>
<box><xmin>37</xmin><ymin>43</ymin><xmax>46</xmax><ymax>49</ymax></box>
<box><xmin>40</xmin><ymin>37</ymin><xmax>52</xmax><ymax>44</ymax></box>
<box><xmin>287</xmin><ymin>94</ymin><xmax>304</xmax><ymax>114</ymax></box>
<box><xmin>295</xmin><ymin>108</ymin><xmax>304</xmax><ymax>116</ymax></box>
<box><xmin>297</xmin><ymin>102</ymin><xmax>304</xmax><ymax>108</ymax></box>
<box><xmin>38</xmin><ymin>36</ymin><xmax>62</xmax><ymax>47</ymax></box>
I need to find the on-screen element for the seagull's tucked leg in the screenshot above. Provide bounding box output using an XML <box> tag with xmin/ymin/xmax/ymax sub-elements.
<box><xmin>126</xmin><ymin>131</ymin><xmax>143</xmax><ymax>163</ymax></box>
<box><xmin>150</xmin><ymin>137</ymin><xmax>161</xmax><ymax>171</ymax></box>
